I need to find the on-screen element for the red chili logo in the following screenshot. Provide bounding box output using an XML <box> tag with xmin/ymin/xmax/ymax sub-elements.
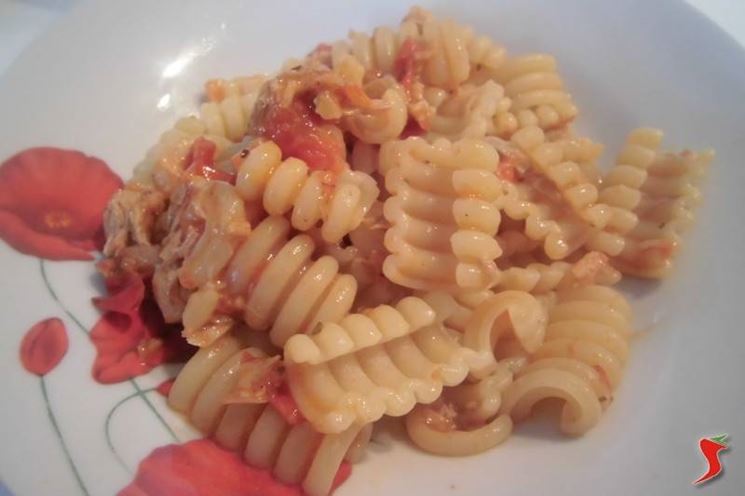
<box><xmin>693</xmin><ymin>434</ymin><xmax>729</xmax><ymax>485</ymax></box>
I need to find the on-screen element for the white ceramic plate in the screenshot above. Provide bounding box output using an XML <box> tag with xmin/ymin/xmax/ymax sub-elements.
<box><xmin>1</xmin><ymin>0</ymin><xmax>744</xmax><ymax>494</ymax></box>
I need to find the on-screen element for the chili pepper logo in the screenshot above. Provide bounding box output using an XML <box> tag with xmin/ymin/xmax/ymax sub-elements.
<box><xmin>693</xmin><ymin>434</ymin><xmax>729</xmax><ymax>485</ymax></box>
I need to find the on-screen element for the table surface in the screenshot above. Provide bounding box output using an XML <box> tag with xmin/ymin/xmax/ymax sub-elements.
<box><xmin>1</xmin><ymin>0</ymin><xmax>744</xmax><ymax>77</ymax></box>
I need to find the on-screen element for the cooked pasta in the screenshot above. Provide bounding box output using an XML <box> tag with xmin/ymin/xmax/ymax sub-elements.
<box><xmin>608</xmin><ymin>131</ymin><xmax>713</xmax><ymax>277</ymax></box>
<box><xmin>383</xmin><ymin>136</ymin><xmax>503</xmax><ymax>291</ymax></box>
<box><xmin>200</xmin><ymin>76</ymin><xmax>268</xmax><ymax>141</ymax></box>
<box><xmin>342</xmin><ymin>79</ymin><xmax>410</xmax><ymax>144</ymax></box>
<box><xmin>99</xmin><ymin>6</ymin><xmax>712</xmax><ymax>494</ymax></box>
<box><xmin>129</xmin><ymin>118</ymin><xmax>232</xmax><ymax>193</ymax></box>
<box><xmin>493</xmin><ymin>54</ymin><xmax>578</xmax><ymax>132</ymax></box>
<box><xmin>497</xmin><ymin>251</ymin><xmax>621</xmax><ymax>294</ymax></box>
<box><xmin>461</xmin><ymin>290</ymin><xmax>548</xmax><ymax>379</ymax></box>
<box><xmin>510</xmin><ymin>126</ymin><xmax>610</xmax><ymax>228</ymax></box>
<box><xmin>501</xmin><ymin>285</ymin><xmax>632</xmax><ymax>435</ymax></box>
<box><xmin>284</xmin><ymin>297</ymin><xmax>489</xmax><ymax>433</ymax></box>
<box><xmin>225</xmin><ymin>216</ymin><xmax>357</xmax><ymax>346</ymax></box>
<box><xmin>168</xmin><ymin>335</ymin><xmax>371</xmax><ymax>496</ymax></box>
<box><xmin>418</xmin><ymin>289</ymin><xmax>494</xmax><ymax>333</ymax></box>
<box><xmin>428</xmin><ymin>81</ymin><xmax>506</xmax><ymax>139</ymax></box>
<box><xmin>235</xmin><ymin>140</ymin><xmax>379</xmax><ymax>243</ymax></box>
<box><xmin>405</xmin><ymin>362</ymin><xmax>513</xmax><ymax>456</ymax></box>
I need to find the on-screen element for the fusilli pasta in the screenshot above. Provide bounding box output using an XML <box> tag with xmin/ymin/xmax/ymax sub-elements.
<box><xmin>225</xmin><ymin>216</ymin><xmax>358</xmax><ymax>346</ymax></box>
<box><xmin>608</xmin><ymin>131</ymin><xmax>713</xmax><ymax>277</ymax></box>
<box><xmin>235</xmin><ymin>140</ymin><xmax>379</xmax><ymax>243</ymax></box>
<box><xmin>383</xmin><ymin>137</ymin><xmax>503</xmax><ymax>291</ymax></box>
<box><xmin>168</xmin><ymin>335</ymin><xmax>370</xmax><ymax>496</ymax></box>
<box><xmin>284</xmin><ymin>296</ymin><xmax>489</xmax><ymax>433</ymax></box>
<box><xmin>501</xmin><ymin>285</ymin><xmax>632</xmax><ymax>435</ymax></box>
<box><xmin>98</xmin><ymin>6</ymin><xmax>712</xmax><ymax>493</ymax></box>
<box><xmin>493</xmin><ymin>54</ymin><xmax>578</xmax><ymax>132</ymax></box>
<box><xmin>405</xmin><ymin>362</ymin><xmax>513</xmax><ymax>456</ymax></box>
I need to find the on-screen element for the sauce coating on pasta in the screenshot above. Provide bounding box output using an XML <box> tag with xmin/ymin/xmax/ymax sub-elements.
<box><xmin>85</xmin><ymin>5</ymin><xmax>713</xmax><ymax>495</ymax></box>
<box><xmin>255</xmin><ymin>92</ymin><xmax>347</xmax><ymax>173</ymax></box>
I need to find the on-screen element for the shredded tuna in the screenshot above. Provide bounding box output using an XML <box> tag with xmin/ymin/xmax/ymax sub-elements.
<box><xmin>103</xmin><ymin>188</ymin><xmax>167</xmax><ymax>257</ymax></box>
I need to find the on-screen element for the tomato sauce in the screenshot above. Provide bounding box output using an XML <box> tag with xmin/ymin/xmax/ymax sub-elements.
<box><xmin>256</xmin><ymin>96</ymin><xmax>346</xmax><ymax>173</ymax></box>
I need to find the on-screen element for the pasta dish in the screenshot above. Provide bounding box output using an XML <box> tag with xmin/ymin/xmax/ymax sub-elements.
<box><xmin>101</xmin><ymin>7</ymin><xmax>713</xmax><ymax>495</ymax></box>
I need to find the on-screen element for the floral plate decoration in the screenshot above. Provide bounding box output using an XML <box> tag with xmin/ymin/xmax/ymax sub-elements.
<box><xmin>1</xmin><ymin>148</ymin><xmax>339</xmax><ymax>496</ymax></box>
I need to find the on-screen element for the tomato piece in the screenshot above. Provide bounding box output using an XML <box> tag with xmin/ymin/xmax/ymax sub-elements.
<box><xmin>187</xmin><ymin>137</ymin><xmax>236</xmax><ymax>183</ymax></box>
<box><xmin>393</xmin><ymin>38</ymin><xmax>427</xmax><ymax>93</ymax></box>
<box><xmin>258</xmin><ymin>98</ymin><xmax>346</xmax><ymax>173</ymax></box>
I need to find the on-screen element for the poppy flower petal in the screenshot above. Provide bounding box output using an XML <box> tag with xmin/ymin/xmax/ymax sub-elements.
<box><xmin>20</xmin><ymin>318</ymin><xmax>69</xmax><ymax>376</ymax></box>
<box><xmin>119</xmin><ymin>439</ymin><xmax>300</xmax><ymax>496</ymax></box>
<box><xmin>93</xmin><ymin>274</ymin><xmax>146</xmax><ymax>314</ymax></box>
<box><xmin>90</xmin><ymin>274</ymin><xmax>193</xmax><ymax>384</ymax></box>
<box><xmin>0</xmin><ymin>147</ymin><xmax>122</xmax><ymax>260</ymax></box>
<box><xmin>119</xmin><ymin>438</ymin><xmax>353</xmax><ymax>496</ymax></box>
<box><xmin>90</xmin><ymin>303</ymin><xmax>159</xmax><ymax>384</ymax></box>
<box><xmin>0</xmin><ymin>211</ymin><xmax>93</xmax><ymax>260</ymax></box>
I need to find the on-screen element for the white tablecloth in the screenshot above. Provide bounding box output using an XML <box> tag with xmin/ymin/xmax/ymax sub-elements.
<box><xmin>1</xmin><ymin>0</ymin><xmax>744</xmax><ymax>75</ymax></box>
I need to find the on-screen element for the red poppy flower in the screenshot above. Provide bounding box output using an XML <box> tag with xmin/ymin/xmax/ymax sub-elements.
<box><xmin>118</xmin><ymin>439</ymin><xmax>351</xmax><ymax>496</ymax></box>
<box><xmin>20</xmin><ymin>317</ymin><xmax>69</xmax><ymax>376</ymax></box>
<box><xmin>90</xmin><ymin>274</ymin><xmax>193</xmax><ymax>384</ymax></box>
<box><xmin>0</xmin><ymin>147</ymin><xmax>122</xmax><ymax>260</ymax></box>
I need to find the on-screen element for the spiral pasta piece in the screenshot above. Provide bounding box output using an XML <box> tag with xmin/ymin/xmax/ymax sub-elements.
<box><xmin>557</xmin><ymin>134</ymin><xmax>604</xmax><ymax>186</ymax></box>
<box><xmin>332</xmin><ymin>7</ymin><xmax>510</xmax><ymax>95</ymax></box>
<box><xmin>178</xmin><ymin>180</ymin><xmax>252</xmax><ymax>289</ymax></box>
<box><xmin>483</xmin><ymin>137</ymin><xmax>590</xmax><ymax>260</ymax></box>
<box><xmin>382</xmin><ymin>137</ymin><xmax>503</xmax><ymax>291</ymax></box>
<box><xmin>341</xmin><ymin>78</ymin><xmax>409</xmax><ymax>144</ymax></box>
<box><xmin>418</xmin><ymin>16</ymin><xmax>471</xmax><ymax>90</ymax></box>
<box><xmin>462</xmin><ymin>290</ymin><xmax>547</xmax><ymax>379</ymax></box>
<box><xmin>204</xmin><ymin>75</ymin><xmax>267</xmax><ymax>103</ymax></box>
<box><xmin>418</xmin><ymin>289</ymin><xmax>494</xmax><ymax>333</ymax></box>
<box><xmin>405</xmin><ymin>362</ymin><xmax>513</xmax><ymax>456</ymax></box>
<box><xmin>145</xmin><ymin>178</ymin><xmax>252</xmax><ymax>331</ymax></box>
<box><xmin>511</xmin><ymin>126</ymin><xmax>611</xmax><ymax>229</ymax></box>
<box><xmin>199</xmin><ymin>76</ymin><xmax>266</xmax><ymax>141</ymax></box>
<box><xmin>508</xmin><ymin>127</ymin><xmax>631</xmax><ymax>258</ymax></box>
<box><xmin>224</xmin><ymin>216</ymin><xmax>357</xmax><ymax>347</ymax></box>
<box><xmin>428</xmin><ymin>81</ymin><xmax>505</xmax><ymax>139</ymax></box>
<box><xmin>131</xmin><ymin>117</ymin><xmax>231</xmax><ymax>193</ymax></box>
<box><xmin>498</xmin><ymin>260</ymin><xmax>572</xmax><ymax>294</ymax></box>
<box><xmin>465</xmin><ymin>30</ymin><xmax>507</xmax><ymax>83</ymax></box>
<box><xmin>235</xmin><ymin>140</ymin><xmax>379</xmax><ymax>243</ymax></box>
<box><xmin>496</xmin><ymin>178</ymin><xmax>588</xmax><ymax>260</ymax></box>
<box><xmin>284</xmin><ymin>296</ymin><xmax>489</xmax><ymax>433</ymax></box>
<box><xmin>168</xmin><ymin>336</ymin><xmax>370</xmax><ymax>496</ymax></box>
<box><xmin>582</xmin><ymin>127</ymin><xmax>661</xmax><ymax>259</ymax></box>
<box><xmin>501</xmin><ymin>285</ymin><xmax>632</xmax><ymax>435</ymax></box>
<box><xmin>497</xmin><ymin>251</ymin><xmax>621</xmax><ymax>294</ymax></box>
<box><xmin>170</xmin><ymin>180</ymin><xmax>254</xmax><ymax>344</ymax></box>
<box><xmin>332</xmin><ymin>25</ymin><xmax>410</xmax><ymax>76</ymax></box>
<box><xmin>609</xmin><ymin>132</ymin><xmax>713</xmax><ymax>277</ymax></box>
<box><xmin>284</xmin><ymin>296</ymin><xmax>435</xmax><ymax>364</ymax></box>
<box><xmin>494</xmin><ymin>54</ymin><xmax>578</xmax><ymax>131</ymax></box>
